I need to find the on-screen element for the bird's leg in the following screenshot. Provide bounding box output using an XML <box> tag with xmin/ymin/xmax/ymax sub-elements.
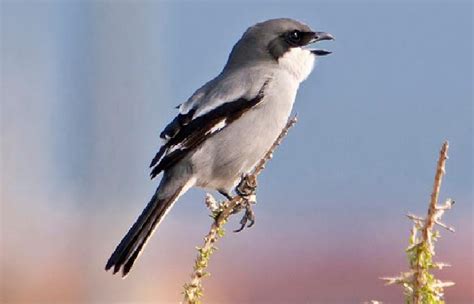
<box><xmin>218</xmin><ymin>190</ymin><xmax>233</xmax><ymax>201</ymax></box>
<box><xmin>234</xmin><ymin>174</ymin><xmax>258</xmax><ymax>232</ymax></box>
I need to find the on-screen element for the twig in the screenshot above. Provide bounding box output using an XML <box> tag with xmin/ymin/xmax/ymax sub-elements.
<box><xmin>422</xmin><ymin>141</ymin><xmax>449</xmax><ymax>251</ymax></box>
<box><xmin>182</xmin><ymin>116</ymin><xmax>298</xmax><ymax>304</ymax></box>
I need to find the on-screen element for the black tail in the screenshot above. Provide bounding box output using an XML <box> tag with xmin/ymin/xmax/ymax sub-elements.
<box><xmin>105</xmin><ymin>186</ymin><xmax>183</xmax><ymax>277</ymax></box>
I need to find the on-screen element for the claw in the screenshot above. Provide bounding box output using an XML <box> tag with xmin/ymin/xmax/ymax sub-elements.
<box><xmin>233</xmin><ymin>201</ymin><xmax>256</xmax><ymax>233</ymax></box>
<box><xmin>233</xmin><ymin>174</ymin><xmax>258</xmax><ymax>232</ymax></box>
<box><xmin>246</xmin><ymin>208</ymin><xmax>255</xmax><ymax>228</ymax></box>
<box><xmin>234</xmin><ymin>222</ymin><xmax>246</xmax><ymax>233</ymax></box>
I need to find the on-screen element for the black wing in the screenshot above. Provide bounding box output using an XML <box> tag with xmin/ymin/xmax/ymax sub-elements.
<box><xmin>149</xmin><ymin>80</ymin><xmax>269</xmax><ymax>179</ymax></box>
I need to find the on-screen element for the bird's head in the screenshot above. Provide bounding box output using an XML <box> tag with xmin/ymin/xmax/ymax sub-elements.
<box><xmin>225</xmin><ymin>18</ymin><xmax>334</xmax><ymax>80</ymax></box>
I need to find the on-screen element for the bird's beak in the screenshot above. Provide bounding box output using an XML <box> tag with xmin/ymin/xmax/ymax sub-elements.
<box><xmin>312</xmin><ymin>32</ymin><xmax>335</xmax><ymax>42</ymax></box>
<box><xmin>309</xmin><ymin>31</ymin><xmax>334</xmax><ymax>56</ymax></box>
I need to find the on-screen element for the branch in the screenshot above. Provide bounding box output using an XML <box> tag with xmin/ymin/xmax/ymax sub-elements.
<box><xmin>182</xmin><ymin>116</ymin><xmax>298</xmax><ymax>304</ymax></box>
<box><xmin>412</xmin><ymin>141</ymin><xmax>449</xmax><ymax>304</ymax></box>
<box><xmin>383</xmin><ymin>141</ymin><xmax>456</xmax><ymax>304</ymax></box>
<box><xmin>422</xmin><ymin>141</ymin><xmax>449</xmax><ymax>251</ymax></box>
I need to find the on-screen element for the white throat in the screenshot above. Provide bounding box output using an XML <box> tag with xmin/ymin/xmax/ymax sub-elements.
<box><xmin>278</xmin><ymin>47</ymin><xmax>315</xmax><ymax>83</ymax></box>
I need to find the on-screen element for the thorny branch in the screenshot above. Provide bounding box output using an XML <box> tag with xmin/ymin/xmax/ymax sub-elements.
<box><xmin>382</xmin><ymin>141</ymin><xmax>455</xmax><ymax>304</ymax></box>
<box><xmin>182</xmin><ymin>116</ymin><xmax>298</xmax><ymax>304</ymax></box>
<box><xmin>422</xmin><ymin>141</ymin><xmax>450</xmax><ymax>251</ymax></box>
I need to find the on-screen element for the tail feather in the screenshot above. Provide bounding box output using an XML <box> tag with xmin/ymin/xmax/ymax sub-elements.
<box><xmin>105</xmin><ymin>186</ymin><xmax>183</xmax><ymax>277</ymax></box>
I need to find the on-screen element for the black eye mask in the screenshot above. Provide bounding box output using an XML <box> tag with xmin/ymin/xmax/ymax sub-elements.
<box><xmin>285</xmin><ymin>30</ymin><xmax>317</xmax><ymax>47</ymax></box>
<box><xmin>268</xmin><ymin>30</ymin><xmax>317</xmax><ymax>60</ymax></box>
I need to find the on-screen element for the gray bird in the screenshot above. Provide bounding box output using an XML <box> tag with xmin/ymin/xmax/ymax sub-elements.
<box><xmin>106</xmin><ymin>18</ymin><xmax>333</xmax><ymax>277</ymax></box>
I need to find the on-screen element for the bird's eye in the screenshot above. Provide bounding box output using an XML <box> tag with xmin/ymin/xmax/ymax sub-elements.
<box><xmin>288</xmin><ymin>30</ymin><xmax>301</xmax><ymax>43</ymax></box>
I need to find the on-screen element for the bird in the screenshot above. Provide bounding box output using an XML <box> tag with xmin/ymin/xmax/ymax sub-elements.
<box><xmin>105</xmin><ymin>18</ymin><xmax>333</xmax><ymax>277</ymax></box>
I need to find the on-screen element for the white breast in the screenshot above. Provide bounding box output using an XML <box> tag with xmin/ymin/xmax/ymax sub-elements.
<box><xmin>278</xmin><ymin>47</ymin><xmax>315</xmax><ymax>83</ymax></box>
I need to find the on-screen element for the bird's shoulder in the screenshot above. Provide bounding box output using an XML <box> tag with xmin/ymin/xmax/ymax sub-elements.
<box><xmin>180</xmin><ymin>66</ymin><xmax>272</xmax><ymax>117</ymax></box>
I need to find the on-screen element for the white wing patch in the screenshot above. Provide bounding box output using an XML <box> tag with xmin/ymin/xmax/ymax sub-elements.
<box><xmin>167</xmin><ymin>119</ymin><xmax>227</xmax><ymax>154</ymax></box>
<box><xmin>206</xmin><ymin>119</ymin><xmax>227</xmax><ymax>135</ymax></box>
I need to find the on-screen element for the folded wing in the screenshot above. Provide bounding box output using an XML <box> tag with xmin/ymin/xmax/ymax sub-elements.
<box><xmin>150</xmin><ymin>81</ymin><xmax>268</xmax><ymax>178</ymax></box>
<box><xmin>149</xmin><ymin>80</ymin><xmax>269</xmax><ymax>179</ymax></box>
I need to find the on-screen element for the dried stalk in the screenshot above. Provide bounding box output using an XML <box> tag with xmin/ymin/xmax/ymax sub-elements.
<box><xmin>382</xmin><ymin>141</ymin><xmax>455</xmax><ymax>304</ymax></box>
<box><xmin>412</xmin><ymin>141</ymin><xmax>449</xmax><ymax>303</ymax></box>
<box><xmin>182</xmin><ymin>116</ymin><xmax>298</xmax><ymax>304</ymax></box>
<box><xmin>422</xmin><ymin>141</ymin><xmax>449</xmax><ymax>251</ymax></box>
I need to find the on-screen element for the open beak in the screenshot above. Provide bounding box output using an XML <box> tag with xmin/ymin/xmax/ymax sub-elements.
<box><xmin>309</xmin><ymin>31</ymin><xmax>335</xmax><ymax>56</ymax></box>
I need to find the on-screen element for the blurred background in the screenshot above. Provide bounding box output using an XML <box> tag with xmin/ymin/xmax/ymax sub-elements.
<box><xmin>1</xmin><ymin>0</ymin><xmax>472</xmax><ymax>303</ymax></box>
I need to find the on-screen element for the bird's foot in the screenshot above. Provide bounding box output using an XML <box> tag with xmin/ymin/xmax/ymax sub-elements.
<box><xmin>234</xmin><ymin>200</ymin><xmax>256</xmax><ymax>232</ymax></box>
<box><xmin>236</xmin><ymin>174</ymin><xmax>257</xmax><ymax>197</ymax></box>
<box><xmin>234</xmin><ymin>174</ymin><xmax>258</xmax><ymax>232</ymax></box>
